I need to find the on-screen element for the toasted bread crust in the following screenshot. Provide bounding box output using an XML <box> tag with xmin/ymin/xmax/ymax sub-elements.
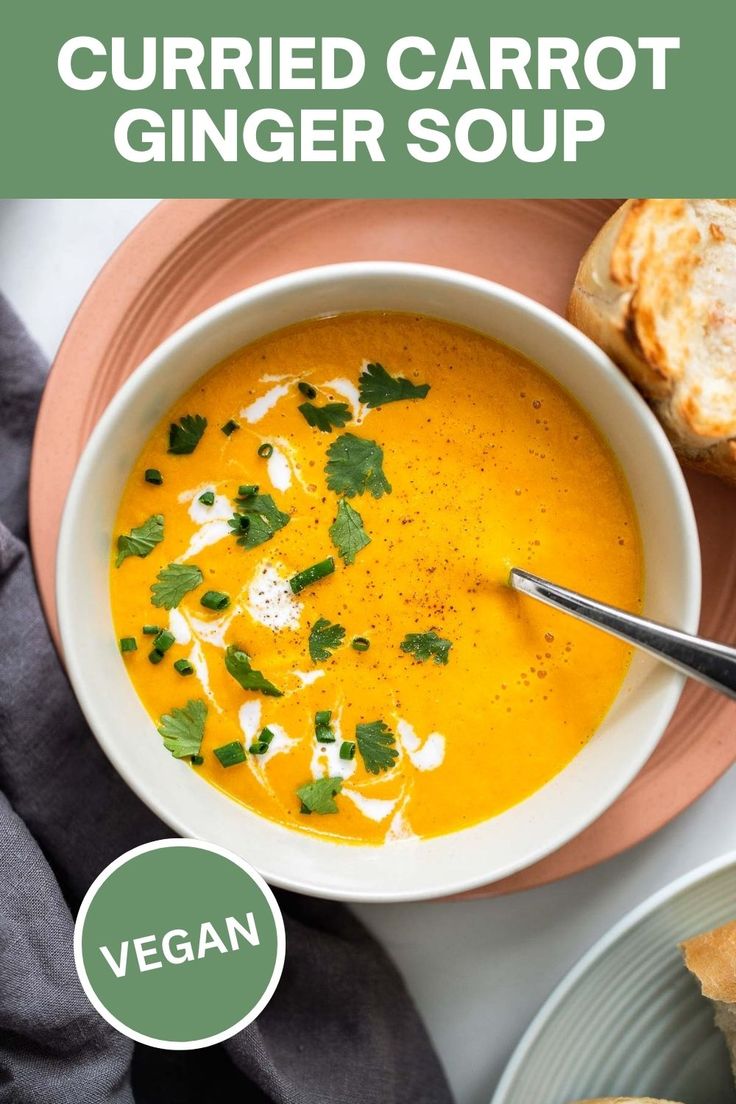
<box><xmin>573</xmin><ymin>1098</ymin><xmax>683</xmax><ymax>1103</ymax></box>
<box><xmin>568</xmin><ymin>199</ymin><xmax>736</xmax><ymax>484</ymax></box>
<box><xmin>681</xmin><ymin>918</ymin><xmax>736</xmax><ymax>1002</ymax></box>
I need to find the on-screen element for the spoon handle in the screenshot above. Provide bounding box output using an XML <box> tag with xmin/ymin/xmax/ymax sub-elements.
<box><xmin>510</xmin><ymin>568</ymin><xmax>736</xmax><ymax>701</ymax></box>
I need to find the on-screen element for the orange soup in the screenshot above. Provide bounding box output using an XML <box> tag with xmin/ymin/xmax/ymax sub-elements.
<box><xmin>110</xmin><ymin>312</ymin><xmax>643</xmax><ymax>844</ymax></box>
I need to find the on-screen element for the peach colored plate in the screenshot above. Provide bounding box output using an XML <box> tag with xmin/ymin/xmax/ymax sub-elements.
<box><xmin>30</xmin><ymin>199</ymin><xmax>736</xmax><ymax>899</ymax></box>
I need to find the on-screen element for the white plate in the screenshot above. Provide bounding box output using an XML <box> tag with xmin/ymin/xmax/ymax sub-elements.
<box><xmin>493</xmin><ymin>851</ymin><xmax>736</xmax><ymax>1104</ymax></box>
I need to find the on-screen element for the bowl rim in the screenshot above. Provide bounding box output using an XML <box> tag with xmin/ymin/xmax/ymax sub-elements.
<box><xmin>56</xmin><ymin>260</ymin><xmax>702</xmax><ymax>902</ymax></box>
<box><xmin>491</xmin><ymin>847</ymin><xmax>736</xmax><ymax>1103</ymax></box>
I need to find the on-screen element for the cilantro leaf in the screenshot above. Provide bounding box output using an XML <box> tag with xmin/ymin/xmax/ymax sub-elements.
<box><xmin>150</xmin><ymin>563</ymin><xmax>203</xmax><ymax>609</ymax></box>
<box><xmin>308</xmin><ymin>618</ymin><xmax>346</xmax><ymax>663</ymax></box>
<box><xmin>225</xmin><ymin>644</ymin><xmax>283</xmax><ymax>697</ymax></box>
<box><xmin>168</xmin><ymin>414</ymin><xmax>207</xmax><ymax>455</ymax></box>
<box><xmin>115</xmin><ymin>513</ymin><xmax>164</xmax><ymax>567</ymax></box>
<box><xmin>298</xmin><ymin>401</ymin><xmax>353</xmax><ymax>433</ymax></box>
<box><xmin>329</xmin><ymin>499</ymin><xmax>370</xmax><ymax>565</ymax></box>
<box><xmin>325</xmin><ymin>433</ymin><xmax>392</xmax><ymax>499</ymax></box>
<box><xmin>157</xmin><ymin>698</ymin><xmax>207</xmax><ymax>759</ymax></box>
<box><xmin>400</xmin><ymin>630</ymin><xmax>452</xmax><ymax>665</ymax></box>
<box><xmin>358</xmin><ymin>362</ymin><xmax>430</xmax><ymax>408</ymax></box>
<box><xmin>356</xmin><ymin>720</ymin><xmax>398</xmax><ymax>775</ymax></box>
<box><xmin>228</xmin><ymin>492</ymin><xmax>290</xmax><ymax>549</ymax></box>
<box><xmin>297</xmin><ymin>776</ymin><xmax>343</xmax><ymax>814</ymax></box>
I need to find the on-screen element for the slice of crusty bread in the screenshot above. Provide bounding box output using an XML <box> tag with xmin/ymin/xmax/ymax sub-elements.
<box><xmin>681</xmin><ymin>919</ymin><xmax>736</xmax><ymax>1081</ymax></box>
<box><xmin>568</xmin><ymin>198</ymin><xmax>736</xmax><ymax>483</ymax></box>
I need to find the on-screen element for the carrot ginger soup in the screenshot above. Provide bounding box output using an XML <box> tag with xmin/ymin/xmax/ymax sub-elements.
<box><xmin>110</xmin><ymin>312</ymin><xmax>643</xmax><ymax>844</ymax></box>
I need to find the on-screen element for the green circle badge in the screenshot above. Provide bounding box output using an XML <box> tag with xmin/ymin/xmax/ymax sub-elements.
<box><xmin>74</xmin><ymin>839</ymin><xmax>285</xmax><ymax>1049</ymax></box>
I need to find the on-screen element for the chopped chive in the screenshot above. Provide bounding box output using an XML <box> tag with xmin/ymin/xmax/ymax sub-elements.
<box><xmin>298</xmin><ymin>381</ymin><xmax>317</xmax><ymax>400</ymax></box>
<box><xmin>339</xmin><ymin>740</ymin><xmax>356</xmax><ymax>760</ymax></box>
<box><xmin>352</xmin><ymin>636</ymin><xmax>370</xmax><ymax>652</ymax></box>
<box><xmin>315</xmin><ymin>709</ymin><xmax>335</xmax><ymax>744</ymax></box>
<box><xmin>237</xmin><ymin>484</ymin><xmax>259</xmax><ymax>497</ymax></box>
<box><xmin>148</xmin><ymin>649</ymin><xmax>164</xmax><ymax>665</ymax></box>
<box><xmin>258</xmin><ymin>443</ymin><xmax>274</xmax><ymax>459</ymax></box>
<box><xmin>259</xmin><ymin>726</ymin><xmax>276</xmax><ymax>747</ymax></box>
<box><xmin>174</xmin><ymin>659</ymin><xmax>195</xmax><ymax>676</ymax></box>
<box><xmin>144</xmin><ymin>468</ymin><xmax>163</xmax><ymax>485</ymax></box>
<box><xmin>142</xmin><ymin>624</ymin><xmax>161</xmax><ymax>635</ymax></box>
<box><xmin>289</xmin><ymin>557</ymin><xmax>335</xmax><ymax>594</ymax></box>
<box><xmin>214</xmin><ymin>741</ymin><xmax>247</xmax><ymax>767</ymax></box>
<box><xmin>153</xmin><ymin>629</ymin><xmax>175</xmax><ymax>654</ymax></box>
<box><xmin>119</xmin><ymin>636</ymin><xmax>137</xmax><ymax>653</ymax></box>
<box><xmin>221</xmin><ymin>419</ymin><xmax>240</xmax><ymax>436</ymax></box>
<box><xmin>198</xmin><ymin>490</ymin><xmax>215</xmax><ymax>506</ymax></box>
<box><xmin>200</xmin><ymin>590</ymin><xmax>230</xmax><ymax>612</ymax></box>
<box><xmin>249</xmin><ymin>741</ymin><xmax>270</xmax><ymax>755</ymax></box>
<box><xmin>191</xmin><ymin>754</ymin><xmax>204</xmax><ymax>765</ymax></box>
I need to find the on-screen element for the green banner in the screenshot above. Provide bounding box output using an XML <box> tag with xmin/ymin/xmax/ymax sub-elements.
<box><xmin>0</xmin><ymin>0</ymin><xmax>728</xmax><ymax>197</ymax></box>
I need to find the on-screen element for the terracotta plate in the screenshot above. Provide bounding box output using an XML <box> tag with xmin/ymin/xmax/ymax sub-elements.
<box><xmin>29</xmin><ymin>199</ymin><xmax>736</xmax><ymax>899</ymax></box>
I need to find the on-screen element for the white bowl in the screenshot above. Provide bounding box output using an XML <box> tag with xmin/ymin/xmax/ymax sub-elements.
<box><xmin>57</xmin><ymin>262</ymin><xmax>701</xmax><ymax>902</ymax></box>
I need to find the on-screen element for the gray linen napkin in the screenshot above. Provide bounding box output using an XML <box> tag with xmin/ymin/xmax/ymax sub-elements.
<box><xmin>0</xmin><ymin>293</ymin><xmax>453</xmax><ymax>1104</ymax></box>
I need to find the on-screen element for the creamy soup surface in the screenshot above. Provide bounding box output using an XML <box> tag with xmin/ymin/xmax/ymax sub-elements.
<box><xmin>110</xmin><ymin>311</ymin><xmax>643</xmax><ymax>844</ymax></box>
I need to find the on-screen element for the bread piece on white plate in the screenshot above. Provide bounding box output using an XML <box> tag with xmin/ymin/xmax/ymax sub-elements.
<box><xmin>568</xmin><ymin>198</ymin><xmax>736</xmax><ymax>484</ymax></box>
<box><xmin>681</xmin><ymin>918</ymin><xmax>736</xmax><ymax>1082</ymax></box>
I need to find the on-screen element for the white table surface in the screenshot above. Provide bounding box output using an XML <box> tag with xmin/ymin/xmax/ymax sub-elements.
<box><xmin>3</xmin><ymin>197</ymin><xmax>736</xmax><ymax>1104</ymax></box>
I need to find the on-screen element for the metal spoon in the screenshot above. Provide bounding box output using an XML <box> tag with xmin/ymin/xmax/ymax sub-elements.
<box><xmin>509</xmin><ymin>568</ymin><xmax>736</xmax><ymax>701</ymax></box>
